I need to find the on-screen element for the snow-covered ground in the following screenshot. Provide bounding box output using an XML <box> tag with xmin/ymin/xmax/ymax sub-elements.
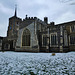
<box><xmin>0</xmin><ymin>52</ymin><xmax>75</xmax><ymax>75</ymax></box>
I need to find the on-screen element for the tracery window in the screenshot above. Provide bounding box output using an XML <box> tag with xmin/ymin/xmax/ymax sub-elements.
<box><xmin>22</xmin><ymin>28</ymin><xmax>30</xmax><ymax>46</ymax></box>
<box><xmin>43</xmin><ymin>35</ymin><xmax>47</xmax><ymax>46</ymax></box>
<box><xmin>71</xmin><ymin>25</ymin><xmax>75</xmax><ymax>32</ymax></box>
<box><xmin>70</xmin><ymin>36</ymin><xmax>75</xmax><ymax>45</ymax></box>
<box><xmin>51</xmin><ymin>34</ymin><xmax>57</xmax><ymax>45</ymax></box>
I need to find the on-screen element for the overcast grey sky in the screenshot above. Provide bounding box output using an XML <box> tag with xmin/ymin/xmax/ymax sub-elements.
<box><xmin>0</xmin><ymin>0</ymin><xmax>75</xmax><ymax>37</ymax></box>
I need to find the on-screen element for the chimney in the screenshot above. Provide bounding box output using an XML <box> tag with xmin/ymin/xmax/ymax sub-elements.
<box><xmin>44</xmin><ymin>17</ymin><xmax>48</xmax><ymax>24</ymax></box>
<box><xmin>50</xmin><ymin>22</ymin><xmax>55</xmax><ymax>25</ymax></box>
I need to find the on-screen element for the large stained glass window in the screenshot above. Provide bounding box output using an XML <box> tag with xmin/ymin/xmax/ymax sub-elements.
<box><xmin>22</xmin><ymin>28</ymin><xmax>30</xmax><ymax>46</ymax></box>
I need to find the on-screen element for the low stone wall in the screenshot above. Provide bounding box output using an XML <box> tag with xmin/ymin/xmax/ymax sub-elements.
<box><xmin>50</xmin><ymin>47</ymin><xmax>59</xmax><ymax>52</ymax></box>
<box><xmin>63</xmin><ymin>47</ymin><xmax>69</xmax><ymax>52</ymax></box>
<box><xmin>69</xmin><ymin>46</ymin><xmax>75</xmax><ymax>51</ymax></box>
<box><xmin>15</xmin><ymin>47</ymin><xmax>39</xmax><ymax>52</ymax></box>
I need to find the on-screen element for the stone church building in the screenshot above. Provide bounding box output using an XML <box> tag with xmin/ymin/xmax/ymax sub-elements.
<box><xmin>0</xmin><ymin>8</ymin><xmax>75</xmax><ymax>52</ymax></box>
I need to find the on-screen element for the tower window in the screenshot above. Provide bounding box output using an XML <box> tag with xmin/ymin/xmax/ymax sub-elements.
<box><xmin>10</xmin><ymin>26</ymin><xmax>12</xmax><ymax>30</ymax></box>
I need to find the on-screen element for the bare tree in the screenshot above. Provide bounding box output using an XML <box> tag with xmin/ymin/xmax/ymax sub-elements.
<box><xmin>60</xmin><ymin>0</ymin><xmax>73</xmax><ymax>3</ymax></box>
<box><xmin>59</xmin><ymin>0</ymin><xmax>75</xmax><ymax>5</ymax></box>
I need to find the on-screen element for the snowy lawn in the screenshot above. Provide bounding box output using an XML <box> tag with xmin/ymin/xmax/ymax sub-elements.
<box><xmin>0</xmin><ymin>52</ymin><xmax>75</xmax><ymax>75</ymax></box>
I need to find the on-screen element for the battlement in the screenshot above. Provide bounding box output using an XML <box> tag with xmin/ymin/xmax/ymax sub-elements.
<box><xmin>37</xmin><ymin>18</ymin><xmax>47</xmax><ymax>25</ymax></box>
<box><xmin>25</xmin><ymin>15</ymin><xmax>37</xmax><ymax>20</ymax></box>
<box><xmin>22</xmin><ymin>15</ymin><xmax>47</xmax><ymax>26</ymax></box>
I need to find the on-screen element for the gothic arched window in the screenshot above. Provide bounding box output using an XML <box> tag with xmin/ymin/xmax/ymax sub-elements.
<box><xmin>43</xmin><ymin>35</ymin><xmax>47</xmax><ymax>46</ymax></box>
<box><xmin>22</xmin><ymin>28</ymin><xmax>30</xmax><ymax>46</ymax></box>
<box><xmin>70</xmin><ymin>36</ymin><xmax>75</xmax><ymax>45</ymax></box>
<box><xmin>71</xmin><ymin>25</ymin><xmax>75</xmax><ymax>32</ymax></box>
<box><xmin>51</xmin><ymin>34</ymin><xmax>57</xmax><ymax>45</ymax></box>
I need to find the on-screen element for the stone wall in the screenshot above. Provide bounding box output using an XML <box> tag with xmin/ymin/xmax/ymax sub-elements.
<box><xmin>15</xmin><ymin>22</ymin><xmax>39</xmax><ymax>52</ymax></box>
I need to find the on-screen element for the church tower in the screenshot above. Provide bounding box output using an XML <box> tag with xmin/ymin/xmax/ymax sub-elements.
<box><xmin>14</xmin><ymin>5</ymin><xmax>17</xmax><ymax>17</ymax></box>
<box><xmin>7</xmin><ymin>6</ymin><xmax>22</xmax><ymax>39</ymax></box>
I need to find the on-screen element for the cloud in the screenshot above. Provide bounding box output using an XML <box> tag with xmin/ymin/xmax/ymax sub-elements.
<box><xmin>69</xmin><ymin>2</ymin><xmax>75</xmax><ymax>5</ymax></box>
<box><xmin>0</xmin><ymin>23</ymin><xmax>7</xmax><ymax>37</ymax></box>
<box><xmin>0</xmin><ymin>0</ymin><xmax>75</xmax><ymax>36</ymax></box>
<box><xmin>16</xmin><ymin>0</ymin><xmax>69</xmax><ymax>20</ymax></box>
<box><xmin>16</xmin><ymin>0</ymin><xmax>63</xmax><ymax>19</ymax></box>
<box><xmin>55</xmin><ymin>11</ymin><xmax>75</xmax><ymax>24</ymax></box>
<box><xmin>0</xmin><ymin>3</ymin><xmax>13</xmax><ymax>15</ymax></box>
<box><xmin>0</xmin><ymin>3</ymin><xmax>13</xmax><ymax>36</ymax></box>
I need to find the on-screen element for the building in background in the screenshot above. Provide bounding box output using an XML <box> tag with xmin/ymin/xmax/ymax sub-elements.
<box><xmin>1</xmin><ymin>7</ymin><xmax>75</xmax><ymax>52</ymax></box>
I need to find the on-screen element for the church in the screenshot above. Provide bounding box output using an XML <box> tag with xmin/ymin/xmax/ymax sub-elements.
<box><xmin>0</xmin><ymin>7</ymin><xmax>75</xmax><ymax>52</ymax></box>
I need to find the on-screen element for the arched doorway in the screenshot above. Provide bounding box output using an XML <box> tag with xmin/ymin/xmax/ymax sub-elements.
<box><xmin>4</xmin><ymin>43</ymin><xmax>10</xmax><ymax>50</ymax></box>
<box><xmin>22</xmin><ymin>28</ymin><xmax>30</xmax><ymax>46</ymax></box>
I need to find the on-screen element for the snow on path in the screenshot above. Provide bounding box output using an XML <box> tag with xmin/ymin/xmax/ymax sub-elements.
<box><xmin>0</xmin><ymin>52</ymin><xmax>75</xmax><ymax>75</ymax></box>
